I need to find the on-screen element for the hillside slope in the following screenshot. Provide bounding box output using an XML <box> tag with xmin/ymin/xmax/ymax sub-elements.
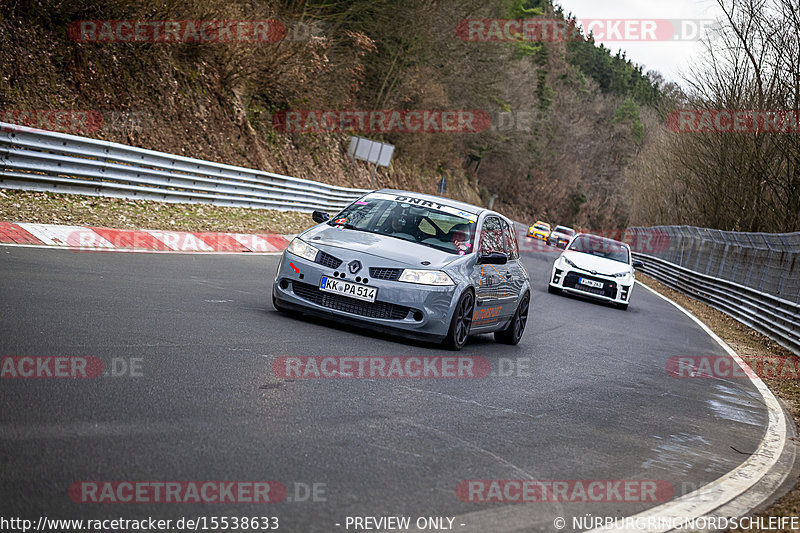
<box><xmin>0</xmin><ymin>0</ymin><xmax>668</xmax><ymax>227</ymax></box>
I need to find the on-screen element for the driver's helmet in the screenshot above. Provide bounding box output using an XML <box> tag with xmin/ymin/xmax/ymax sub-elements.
<box><xmin>390</xmin><ymin>206</ymin><xmax>411</xmax><ymax>232</ymax></box>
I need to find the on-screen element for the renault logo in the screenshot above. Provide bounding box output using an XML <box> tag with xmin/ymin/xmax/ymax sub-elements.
<box><xmin>348</xmin><ymin>260</ymin><xmax>362</xmax><ymax>274</ymax></box>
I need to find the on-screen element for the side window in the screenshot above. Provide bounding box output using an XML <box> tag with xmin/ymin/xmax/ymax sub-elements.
<box><xmin>479</xmin><ymin>216</ymin><xmax>505</xmax><ymax>254</ymax></box>
<box><xmin>501</xmin><ymin>220</ymin><xmax>519</xmax><ymax>259</ymax></box>
<box><xmin>418</xmin><ymin>218</ymin><xmax>436</xmax><ymax>236</ymax></box>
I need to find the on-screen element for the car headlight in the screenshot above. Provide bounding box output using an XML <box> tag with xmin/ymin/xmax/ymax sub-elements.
<box><xmin>286</xmin><ymin>238</ymin><xmax>319</xmax><ymax>262</ymax></box>
<box><xmin>610</xmin><ymin>271</ymin><xmax>630</xmax><ymax>278</ymax></box>
<box><xmin>398</xmin><ymin>269</ymin><xmax>454</xmax><ymax>286</ymax></box>
<box><xmin>562</xmin><ymin>256</ymin><xmax>577</xmax><ymax>268</ymax></box>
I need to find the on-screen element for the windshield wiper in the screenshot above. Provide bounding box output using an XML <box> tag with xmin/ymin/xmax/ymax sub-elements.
<box><xmin>329</xmin><ymin>221</ymin><xmax>363</xmax><ymax>232</ymax></box>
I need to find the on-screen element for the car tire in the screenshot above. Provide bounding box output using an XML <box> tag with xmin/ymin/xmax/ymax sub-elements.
<box><xmin>616</xmin><ymin>303</ymin><xmax>629</xmax><ymax>311</ymax></box>
<box><xmin>444</xmin><ymin>290</ymin><xmax>475</xmax><ymax>351</ymax></box>
<box><xmin>547</xmin><ymin>285</ymin><xmax>561</xmax><ymax>295</ymax></box>
<box><xmin>495</xmin><ymin>291</ymin><xmax>530</xmax><ymax>345</ymax></box>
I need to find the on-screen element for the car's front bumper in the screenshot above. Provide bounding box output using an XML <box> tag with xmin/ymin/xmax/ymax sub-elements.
<box><xmin>547</xmin><ymin>236</ymin><xmax>569</xmax><ymax>248</ymax></box>
<box><xmin>272</xmin><ymin>250</ymin><xmax>461</xmax><ymax>341</ymax></box>
<box><xmin>528</xmin><ymin>232</ymin><xmax>549</xmax><ymax>241</ymax></box>
<box><xmin>549</xmin><ymin>265</ymin><xmax>633</xmax><ymax>305</ymax></box>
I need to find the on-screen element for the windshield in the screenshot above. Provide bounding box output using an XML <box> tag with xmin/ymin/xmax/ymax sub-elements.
<box><xmin>567</xmin><ymin>234</ymin><xmax>630</xmax><ymax>264</ymax></box>
<box><xmin>329</xmin><ymin>193</ymin><xmax>477</xmax><ymax>254</ymax></box>
<box><xmin>554</xmin><ymin>226</ymin><xmax>574</xmax><ymax>235</ymax></box>
<box><xmin>534</xmin><ymin>223</ymin><xmax>549</xmax><ymax>231</ymax></box>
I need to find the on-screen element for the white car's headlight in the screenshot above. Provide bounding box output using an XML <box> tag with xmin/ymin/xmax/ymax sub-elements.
<box><xmin>399</xmin><ymin>269</ymin><xmax>454</xmax><ymax>286</ymax></box>
<box><xmin>286</xmin><ymin>238</ymin><xmax>319</xmax><ymax>262</ymax></box>
<box><xmin>610</xmin><ymin>271</ymin><xmax>631</xmax><ymax>278</ymax></box>
<box><xmin>562</xmin><ymin>256</ymin><xmax>577</xmax><ymax>268</ymax></box>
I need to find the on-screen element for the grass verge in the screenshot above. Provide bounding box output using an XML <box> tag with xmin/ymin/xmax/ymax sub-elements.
<box><xmin>0</xmin><ymin>189</ymin><xmax>317</xmax><ymax>234</ymax></box>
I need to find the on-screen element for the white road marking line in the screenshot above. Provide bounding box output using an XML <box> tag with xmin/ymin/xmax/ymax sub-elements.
<box><xmin>589</xmin><ymin>281</ymin><xmax>791</xmax><ymax>532</ymax></box>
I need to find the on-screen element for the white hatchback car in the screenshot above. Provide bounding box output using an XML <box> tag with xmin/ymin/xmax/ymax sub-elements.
<box><xmin>548</xmin><ymin>233</ymin><xmax>643</xmax><ymax>310</ymax></box>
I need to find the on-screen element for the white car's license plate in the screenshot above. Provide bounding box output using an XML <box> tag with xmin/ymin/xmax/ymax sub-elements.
<box><xmin>320</xmin><ymin>276</ymin><xmax>377</xmax><ymax>303</ymax></box>
<box><xmin>579</xmin><ymin>278</ymin><xmax>604</xmax><ymax>289</ymax></box>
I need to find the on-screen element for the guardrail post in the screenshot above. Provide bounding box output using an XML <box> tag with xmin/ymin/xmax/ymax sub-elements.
<box><xmin>743</xmin><ymin>234</ymin><xmax>758</xmax><ymax>287</ymax></box>
<box><xmin>717</xmin><ymin>243</ymin><xmax>729</xmax><ymax>278</ymax></box>
<box><xmin>758</xmin><ymin>249</ymin><xmax>772</xmax><ymax>292</ymax></box>
<box><xmin>776</xmin><ymin>251</ymin><xmax>790</xmax><ymax>298</ymax></box>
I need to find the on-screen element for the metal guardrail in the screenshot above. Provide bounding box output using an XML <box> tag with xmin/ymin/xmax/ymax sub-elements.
<box><xmin>0</xmin><ymin>122</ymin><xmax>370</xmax><ymax>212</ymax></box>
<box><xmin>634</xmin><ymin>252</ymin><xmax>800</xmax><ymax>356</ymax></box>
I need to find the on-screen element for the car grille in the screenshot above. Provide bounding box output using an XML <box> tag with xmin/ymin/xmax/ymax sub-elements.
<box><xmin>369</xmin><ymin>267</ymin><xmax>403</xmax><ymax>281</ymax></box>
<box><xmin>563</xmin><ymin>272</ymin><xmax>617</xmax><ymax>298</ymax></box>
<box><xmin>316</xmin><ymin>251</ymin><xmax>342</xmax><ymax>269</ymax></box>
<box><xmin>292</xmin><ymin>281</ymin><xmax>411</xmax><ymax>320</ymax></box>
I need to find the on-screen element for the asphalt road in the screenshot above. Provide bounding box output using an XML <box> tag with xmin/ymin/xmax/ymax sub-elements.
<box><xmin>0</xmin><ymin>246</ymin><xmax>769</xmax><ymax>532</ymax></box>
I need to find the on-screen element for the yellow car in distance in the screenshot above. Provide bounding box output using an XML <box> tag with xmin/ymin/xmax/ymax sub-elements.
<box><xmin>527</xmin><ymin>221</ymin><xmax>551</xmax><ymax>241</ymax></box>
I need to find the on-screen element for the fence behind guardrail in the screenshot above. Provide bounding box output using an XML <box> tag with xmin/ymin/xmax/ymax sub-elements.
<box><xmin>628</xmin><ymin>225</ymin><xmax>800</xmax><ymax>355</ymax></box>
<box><xmin>628</xmin><ymin>226</ymin><xmax>800</xmax><ymax>303</ymax></box>
<box><xmin>0</xmin><ymin>122</ymin><xmax>370</xmax><ymax>212</ymax></box>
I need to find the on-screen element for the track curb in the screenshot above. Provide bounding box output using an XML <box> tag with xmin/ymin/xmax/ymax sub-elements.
<box><xmin>0</xmin><ymin>221</ymin><xmax>293</xmax><ymax>253</ymax></box>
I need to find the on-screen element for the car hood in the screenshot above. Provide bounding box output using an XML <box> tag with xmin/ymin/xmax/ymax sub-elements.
<box><xmin>562</xmin><ymin>250</ymin><xmax>629</xmax><ymax>275</ymax></box>
<box><xmin>300</xmin><ymin>224</ymin><xmax>460</xmax><ymax>269</ymax></box>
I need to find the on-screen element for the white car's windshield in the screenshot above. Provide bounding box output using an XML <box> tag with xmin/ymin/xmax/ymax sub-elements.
<box><xmin>568</xmin><ymin>234</ymin><xmax>630</xmax><ymax>264</ymax></box>
<box><xmin>331</xmin><ymin>194</ymin><xmax>477</xmax><ymax>255</ymax></box>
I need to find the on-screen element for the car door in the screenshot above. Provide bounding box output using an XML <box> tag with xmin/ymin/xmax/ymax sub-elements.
<box><xmin>472</xmin><ymin>216</ymin><xmax>510</xmax><ymax>328</ymax></box>
<box><xmin>501</xmin><ymin>218</ymin><xmax>524</xmax><ymax>311</ymax></box>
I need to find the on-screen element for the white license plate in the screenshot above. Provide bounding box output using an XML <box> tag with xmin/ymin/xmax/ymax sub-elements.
<box><xmin>579</xmin><ymin>278</ymin><xmax>604</xmax><ymax>289</ymax></box>
<box><xmin>320</xmin><ymin>276</ymin><xmax>377</xmax><ymax>303</ymax></box>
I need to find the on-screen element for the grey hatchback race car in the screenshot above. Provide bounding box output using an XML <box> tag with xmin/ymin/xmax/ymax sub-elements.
<box><xmin>272</xmin><ymin>189</ymin><xmax>531</xmax><ymax>350</ymax></box>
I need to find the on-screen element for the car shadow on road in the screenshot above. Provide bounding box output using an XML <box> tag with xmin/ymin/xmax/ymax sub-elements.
<box><xmin>259</xmin><ymin>304</ymin><xmax>526</xmax><ymax>354</ymax></box>
<box><xmin>259</xmin><ymin>304</ymin><xmax>450</xmax><ymax>351</ymax></box>
<box><xmin>544</xmin><ymin>286</ymin><xmax>634</xmax><ymax>312</ymax></box>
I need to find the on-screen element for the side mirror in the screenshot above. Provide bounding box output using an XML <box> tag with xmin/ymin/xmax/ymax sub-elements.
<box><xmin>632</xmin><ymin>259</ymin><xmax>645</xmax><ymax>269</ymax></box>
<box><xmin>312</xmin><ymin>210</ymin><xmax>330</xmax><ymax>223</ymax></box>
<box><xmin>477</xmin><ymin>251</ymin><xmax>508</xmax><ymax>265</ymax></box>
